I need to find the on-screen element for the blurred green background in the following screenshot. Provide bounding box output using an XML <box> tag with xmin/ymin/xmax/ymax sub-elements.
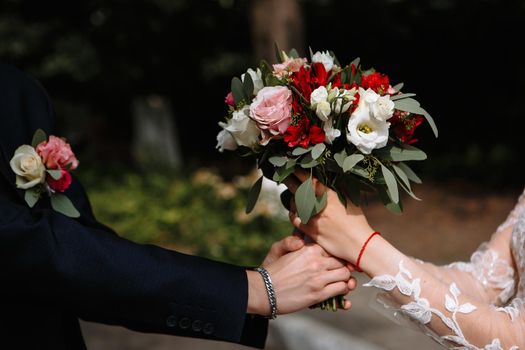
<box><xmin>1</xmin><ymin>0</ymin><xmax>523</xmax><ymax>266</ymax></box>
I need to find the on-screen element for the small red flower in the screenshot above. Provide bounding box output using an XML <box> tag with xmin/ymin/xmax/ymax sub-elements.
<box><xmin>390</xmin><ymin>112</ymin><xmax>425</xmax><ymax>144</ymax></box>
<box><xmin>284</xmin><ymin>117</ymin><xmax>325</xmax><ymax>148</ymax></box>
<box><xmin>225</xmin><ymin>92</ymin><xmax>235</xmax><ymax>106</ymax></box>
<box><xmin>47</xmin><ymin>169</ymin><xmax>72</xmax><ymax>193</ymax></box>
<box><xmin>362</xmin><ymin>72</ymin><xmax>390</xmax><ymax>95</ymax></box>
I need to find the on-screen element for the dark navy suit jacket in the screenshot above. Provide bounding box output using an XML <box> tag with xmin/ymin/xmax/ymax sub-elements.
<box><xmin>0</xmin><ymin>63</ymin><xmax>267</xmax><ymax>349</ymax></box>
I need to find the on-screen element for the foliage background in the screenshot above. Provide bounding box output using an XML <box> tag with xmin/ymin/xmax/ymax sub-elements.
<box><xmin>1</xmin><ymin>0</ymin><xmax>524</xmax><ymax>264</ymax></box>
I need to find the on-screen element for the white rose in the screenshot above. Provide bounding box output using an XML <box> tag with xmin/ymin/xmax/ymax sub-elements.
<box><xmin>323</xmin><ymin>117</ymin><xmax>341</xmax><ymax>144</ymax></box>
<box><xmin>347</xmin><ymin>97</ymin><xmax>390</xmax><ymax>154</ymax></box>
<box><xmin>216</xmin><ymin>129</ymin><xmax>238</xmax><ymax>152</ymax></box>
<box><xmin>242</xmin><ymin>68</ymin><xmax>264</xmax><ymax>95</ymax></box>
<box><xmin>316</xmin><ymin>100</ymin><xmax>331</xmax><ymax>121</ymax></box>
<box><xmin>310</xmin><ymin>86</ymin><xmax>328</xmax><ymax>105</ymax></box>
<box><xmin>312</xmin><ymin>50</ymin><xmax>334</xmax><ymax>72</ymax></box>
<box><xmin>224</xmin><ymin>106</ymin><xmax>260</xmax><ymax>147</ymax></box>
<box><xmin>9</xmin><ymin>145</ymin><xmax>46</xmax><ymax>189</ymax></box>
<box><xmin>370</xmin><ymin>95</ymin><xmax>395</xmax><ymax>122</ymax></box>
<box><xmin>362</xmin><ymin>88</ymin><xmax>379</xmax><ymax>105</ymax></box>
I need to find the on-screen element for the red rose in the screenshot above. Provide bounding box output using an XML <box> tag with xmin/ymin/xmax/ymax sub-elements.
<box><xmin>47</xmin><ymin>169</ymin><xmax>72</xmax><ymax>193</ymax></box>
<box><xmin>361</xmin><ymin>72</ymin><xmax>390</xmax><ymax>95</ymax></box>
<box><xmin>284</xmin><ymin>117</ymin><xmax>325</xmax><ymax>148</ymax></box>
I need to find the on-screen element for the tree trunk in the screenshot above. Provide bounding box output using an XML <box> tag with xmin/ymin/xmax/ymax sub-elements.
<box><xmin>251</xmin><ymin>0</ymin><xmax>304</xmax><ymax>63</ymax></box>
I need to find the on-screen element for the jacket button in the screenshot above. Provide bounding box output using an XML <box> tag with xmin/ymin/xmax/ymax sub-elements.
<box><xmin>203</xmin><ymin>322</ymin><xmax>214</xmax><ymax>335</ymax></box>
<box><xmin>192</xmin><ymin>320</ymin><xmax>203</xmax><ymax>332</ymax></box>
<box><xmin>178</xmin><ymin>317</ymin><xmax>191</xmax><ymax>330</ymax></box>
<box><xmin>166</xmin><ymin>315</ymin><xmax>177</xmax><ymax>328</ymax></box>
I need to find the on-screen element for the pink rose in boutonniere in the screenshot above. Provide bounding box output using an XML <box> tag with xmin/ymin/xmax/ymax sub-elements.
<box><xmin>9</xmin><ymin>129</ymin><xmax>80</xmax><ymax>218</ymax></box>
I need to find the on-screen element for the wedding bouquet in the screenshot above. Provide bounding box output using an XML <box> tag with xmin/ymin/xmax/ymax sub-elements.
<box><xmin>217</xmin><ymin>47</ymin><xmax>438</xmax><ymax>310</ymax></box>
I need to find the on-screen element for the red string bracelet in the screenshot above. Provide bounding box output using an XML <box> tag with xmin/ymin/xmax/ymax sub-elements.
<box><xmin>355</xmin><ymin>231</ymin><xmax>381</xmax><ymax>272</ymax></box>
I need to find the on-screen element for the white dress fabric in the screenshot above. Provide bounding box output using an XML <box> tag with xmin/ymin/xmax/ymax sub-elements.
<box><xmin>365</xmin><ymin>188</ymin><xmax>525</xmax><ymax>349</ymax></box>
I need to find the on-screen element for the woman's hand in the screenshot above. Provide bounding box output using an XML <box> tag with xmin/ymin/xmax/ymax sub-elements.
<box><xmin>284</xmin><ymin>171</ymin><xmax>376</xmax><ymax>264</ymax></box>
<box><xmin>246</xmin><ymin>236</ymin><xmax>357</xmax><ymax>316</ymax></box>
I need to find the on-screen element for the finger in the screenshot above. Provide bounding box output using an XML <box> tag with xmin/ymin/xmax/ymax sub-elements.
<box><xmin>343</xmin><ymin>299</ymin><xmax>352</xmax><ymax>310</ymax></box>
<box><xmin>319</xmin><ymin>266</ymin><xmax>352</xmax><ymax>285</ymax></box>
<box><xmin>271</xmin><ymin>236</ymin><xmax>304</xmax><ymax>257</ymax></box>
<box><xmin>347</xmin><ymin>262</ymin><xmax>356</xmax><ymax>272</ymax></box>
<box><xmin>289</xmin><ymin>198</ymin><xmax>297</xmax><ymax>213</ymax></box>
<box><xmin>283</xmin><ymin>175</ymin><xmax>301</xmax><ymax>194</ymax></box>
<box><xmin>319</xmin><ymin>281</ymin><xmax>350</xmax><ymax>301</ymax></box>
<box><xmin>323</xmin><ymin>257</ymin><xmax>346</xmax><ymax>270</ymax></box>
<box><xmin>289</xmin><ymin>211</ymin><xmax>314</xmax><ymax>239</ymax></box>
<box><xmin>347</xmin><ymin>277</ymin><xmax>358</xmax><ymax>291</ymax></box>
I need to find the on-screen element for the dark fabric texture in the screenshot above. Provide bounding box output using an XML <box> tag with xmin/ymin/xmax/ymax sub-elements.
<box><xmin>0</xmin><ymin>63</ymin><xmax>267</xmax><ymax>349</ymax></box>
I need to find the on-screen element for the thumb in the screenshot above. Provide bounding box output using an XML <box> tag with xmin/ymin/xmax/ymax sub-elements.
<box><xmin>281</xmin><ymin>235</ymin><xmax>305</xmax><ymax>253</ymax></box>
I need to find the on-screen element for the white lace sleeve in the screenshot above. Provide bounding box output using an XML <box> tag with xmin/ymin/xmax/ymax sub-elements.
<box><xmin>364</xmin><ymin>188</ymin><xmax>525</xmax><ymax>349</ymax></box>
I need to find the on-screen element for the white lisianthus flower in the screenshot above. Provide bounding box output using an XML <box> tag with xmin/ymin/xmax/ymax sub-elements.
<box><xmin>9</xmin><ymin>145</ymin><xmax>46</xmax><ymax>189</ymax></box>
<box><xmin>323</xmin><ymin>117</ymin><xmax>341</xmax><ymax>144</ymax></box>
<box><xmin>241</xmin><ymin>68</ymin><xmax>264</xmax><ymax>95</ymax></box>
<box><xmin>312</xmin><ymin>51</ymin><xmax>335</xmax><ymax>72</ymax></box>
<box><xmin>347</xmin><ymin>93</ymin><xmax>390</xmax><ymax>154</ymax></box>
<box><xmin>370</xmin><ymin>95</ymin><xmax>395</xmax><ymax>122</ymax></box>
<box><xmin>329</xmin><ymin>87</ymin><xmax>357</xmax><ymax>114</ymax></box>
<box><xmin>224</xmin><ymin>106</ymin><xmax>260</xmax><ymax>148</ymax></box>
<box><xmin>310</xmin><ymin>86</ymin><xmax>331</xmax><ymax>121</ymax></box>
<box><xmin>216</xmin><ymin>129</ymin><xmax>238</xmax><ymax>152</ymax></box>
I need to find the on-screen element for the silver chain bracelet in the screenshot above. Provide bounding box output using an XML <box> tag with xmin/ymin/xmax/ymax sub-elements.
<box><xmin>255</xmin><ymin>267</ymin><xmax>277</xmax><ymax>319</ymax></box>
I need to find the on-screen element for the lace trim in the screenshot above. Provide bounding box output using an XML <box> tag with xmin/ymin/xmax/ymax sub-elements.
<box><xmin>364</xmin><ymin>260</ymin><xmax>518</xmax><ymax>350</ymax></box>
<box><xmin>447</xmin><ymin>245</ymin><xmax>515</xmax><ymax>304</ymax></box>
<box><xmin>497</xmin><ymin>188</ymin><xmax>525</xmax><ymax>234</ymax></box>
<box><xmin>495</xmin><ymin>297</ymin><xmax>524</xmax><ymax>322</ymax></box>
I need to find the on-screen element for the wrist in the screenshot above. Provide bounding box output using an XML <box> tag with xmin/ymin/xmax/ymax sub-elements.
<box><xmin>357</xmin><ymin>235</ymin><xmax>407</xmax><ymax>278</ymax></box>
<box><xmin>246</xmin><ymin>270</ymin><xmax>270</xmax><ymax>316</ymax></box>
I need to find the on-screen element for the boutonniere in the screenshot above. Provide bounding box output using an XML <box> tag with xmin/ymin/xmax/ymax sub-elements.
<box><xmin>9</xmin><ymin>129</ymin><xmax>80</xmax><ymax>218</ymax></box>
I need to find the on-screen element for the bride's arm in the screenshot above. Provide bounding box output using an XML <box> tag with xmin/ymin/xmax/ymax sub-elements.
<box><xmin>287</xmin><ymin>175</ymin><xmax>524</xmax><ymax>348</ymax></box>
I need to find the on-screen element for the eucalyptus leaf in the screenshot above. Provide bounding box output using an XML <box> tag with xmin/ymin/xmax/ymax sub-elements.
<box><xmin>334</xmin><ymin>150</ymin><xmax>347</xmax><ymax>168</ymax></box>
<box><xmin>269</xmin><ymin>156</ymin><xmax>287</xmax><ymax>167</ymax></box>
<box><xmin>343</xmin><ymin>154</ymin><xmax>364</xmax><ymax>173</ymax></box>
<box><xmin>24</xmin><ymin>188</ymin><xmax>40</xmax><ymax>208</ymax></box>
<box><xmin>390</xmin><ymin>93</ymin><xmax>417</xmax><ymax>101</ymax></box>
<box><xmin>350</xmin><ymin>57</ymin><xmax>360</xmax><ymax>69</ymax></box>
<box><xmin>288</xmin><ymin>48</ymin><xmax>299</xmax><ymax>58</ymax></box>
<box><xmin>274</xmin><ymin>164</ymin><xmax>295</xmax><ymax>183</ymax></box>
<box><xmin>397</xmin><ymin>176</ymin><xmax>421</xmax><ymax>201</ymax></box>
<box><xmin>381</xmin><ymin>164</ymin><xmax>399</xmax><ymax>204</ymax></box>
<box><xmin>295</xmin><ymin>177</ymin><xmax>316</xmax><ymax>223</ymax></box>
<box><xmin>231</xmin><ymin>77</ymin><xmax>246</xmax><ymax>105</ymax></box>
<box><xmin>31</xmin><ymin>129</ymin><xmax>47</xmax><ymax>148</ymax></box>
<box><xmin>274</xmin><ymin>42</ymin><xmax>284</xmax><ymax>63</ymax></box>
<box><xmin>374</xmin><ymin>144</ymin><xmax>427</xmax><ymax>161</ymax></box>
<box><xmin>47</xmin><ymin>169</ymin><xmax>62</xmax><ymax>180</ymax></box>
<box><xmin>314</xmin><ymin>192</ymin><xmax>328</xmax><ymax>214</ymax></box>
<box><xmin>349</xmin><ymin>166</ymin><xmax>369</xmax><ymax>179</ymax></box>
<box><xmin>378</xmin><ymin>188</ymin><xmax>403</xmax><ymax>215</ymax></box>
<box><xmin>243</xmin><ymin>71</ymin><xmax>254</xmax><ymax>97</ymax></box>
<box><xmin>309</xmin><ymin>46</ymin><xmax>315</xmax><ymax>60</ymax></box>
<box><xmin>245</xmin><ymin>176</ymin><xmax>263</xmax><ymax>214</ymax></box>
<box><xmin>300</xmin><ymin>153</ymin><xmax>318</xmax><ymax>169</ymax></box>
<box><xmin>394</xmin><ymin>98</ymin><xmax>421</xmax><ymax>113</ymax></box>
<box><xmin>392</xmin><ymin>163</ymin><xmax>410</xmax><ymax>189</ymax></box>
<box><xmin>311</xmin><ymin>143</ymin><xmax>326</xmax><ymax>160</ymax></box>
<box><xmin>392</xmin><ymin>82</ymin><xmax>404</xmax><ymax>92</ymax></box>
<box><xmin>397</xmin><ymin>162</ymin><xmax>422</xmax><ymax>184</ymax></box>
<box><xmin>420</xmin><ymin>107</ymin><xmax>439</xmax><ymax>138</ymax></box>
<box><xmin>51</xmin><ymin>194</ymin><xmax>80</xmax><ymax>218</ymax></box>
<box><xmin>292</xmin><ymin>147</ymin><xmax>311</xmax><ymax>156</ymax></box>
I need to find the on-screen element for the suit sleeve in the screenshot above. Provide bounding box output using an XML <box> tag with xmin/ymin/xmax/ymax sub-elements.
<box><xmin>0</xmin><ymin>181</ymin><xmax>268</xmax><ymax>348</ymax></box>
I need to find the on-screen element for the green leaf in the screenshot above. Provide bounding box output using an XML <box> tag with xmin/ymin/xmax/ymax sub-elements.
<box><xmin>288</xmin><ymin>48</ymin><xmax>299</xmax><ymax>58</ymax></box>
<box><xmin>390</xmin><ymin>93</ymin><xmax>417</xmax><ymax>101</ymax></box>
<box><xmin>334</xmin><ymin>150</ymin><xmax>347</xmax><ymax>168</ymax></box>
<box><xmin>231</xmin><ymin>77</ymin><xmax>246</xmax><ymax>105</ymax></box>
<box><xmin>381</xmin><ymin>164</ymin><xmax>399</xmax><ymax>204</ymax></box>
<box><xmin>397</xmin><ymin>162</ymin><xmax>422</xmax><ymax>184</ymax></box>
<box><xmin>300</xmin><ymin>153</ymin><xmax>318</xmax><ymax>168</ymax></box>
<box><xmin>274</xmin><ymin>162</ymin><xmax>296</xmax><ymax>183</ymax></box>
<box><xmin>295</xmin><ymin>177</ymin><xmax>316</xmax><ymax>223</ymax></box>
<box><xmin>343</xmin><ymin>154</ymin><xmax>364</xmax><ymax>173</ymax></box>
<box><xmin>260</xmin><ymin>60</ymin><xmax>273</xmax><ymax>85</ymax></box>
<box><xmin>314</xmin><ymin>191</ymin><xmax>328</xmax><ymax>214</ymax></box>
<box><xmin>31</xmin><ymin>129</ymin><xmax>47</xmax><ymax>148</ymax></box>
<box><xmin>24</xmin><ymin>188</ymin><xmax>40</xmax><ymax>208</ymax></box>
<box><xmin>51</xmin><ymin>194</ymin><xmax>80</xmax><ymax>218</ymax></box>
<box><xmin>274</xmin><ymin>42</ymin><xmax>284</xmax><ymax>63</ymax></box>
<box><xmin>392</xmin><ymin>82</ymin><xmax>404</xmax><ymax>92</ymax></box>
<box><xmin>374</xmin><ymin>144</ymin><xmax>427</xmax><ymax>161</ymax></box>
<box><xmin>269</xmin><ymin>156</ymin><xmax>287</xmax><ymax>167</ymax></box>
<box><xmin>245</xmin><ymin>176</ymin><xmax>263</xmax><ymax>214</ymax></box>
<box><xmin>350</xmin><ymin>57</ymin><xmax>360</xmax><ymax>69</ymax></box>
<box><xmin>311</xmin><ymin>143</ymin><xmax>326</xmax><ymax>160</ymax></box>
<box><xmin>292</xmin><ymin>147</ymin><xmax>311</xmax><ymax>156</ymax></box>
<box><xmin>46</xmin><ymin>169</ymin><xmax>62</xmax><ymax>180</ymax></box>
<box><xmin>243</xmin><ymin>71</ymin><xmax>254</xmax><ymax>97</ymax></box>
<box><xmin>420</xmin><ymin>107</ymin><xmax>439</xmax><ymax>138</ymax></box>
<box><xmin>309</xmin><ymin>46</ymin><xmax>315</xmax><ymax>60</ymax></box>
<box><xmin>343</xmin><ymin>176</ymin><xmax>361</xmax><ymax>206</ymax></box>
<box><xmin>394</xmin><ymin>97</ymin><xmax>421</xmax><ymax>113</ymax></box>
<box><xmin>379</xmin><ymin>189</ymin><xmax>403</xmax><ymax>215</ymax></box>
<box><xmin>392</xmin><ymin>163</ymin><xmax>410</xmax><ymax>189</ymax></box>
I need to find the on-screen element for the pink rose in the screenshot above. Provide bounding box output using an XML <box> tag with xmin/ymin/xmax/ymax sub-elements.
<box><xmin>249</xmin><ymin>86</ymin><xmax>292</xmax><ymax>143</ymax></box>
<box><xmin>47</xmin><ymin>169</ymin><xmax>73</xmax><ymax>192</ymax></box>
<box><xmin>273</xmin><ymin>58</ymin><xmax>307</xmax><ymax>77</ymax></box>
<box><xmin>36</xmin><ymin>136</ymin><xmax>79</xmax><ymax>170</ymax></box>
<box><xmin>225</xmin><ymin>91</ymin><xmax>235</xmax><ymax>106</ymax></box>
